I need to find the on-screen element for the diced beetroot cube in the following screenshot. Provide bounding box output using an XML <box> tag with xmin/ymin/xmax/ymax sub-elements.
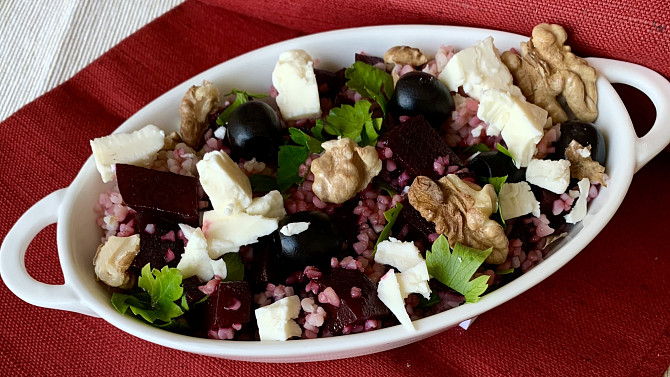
<box><xmin>116</xmin><ymin>163</ymin><xmax>199</xmax><ymax>226</ymax></box>
<box><xmin>182</xmin><ymin>276</ymin><xmax>206</xmax><ymax>306</ymax></box>
<box><xmin>314</xmin><ymin>268</ymin><xmax>388</xmax><ymax>336</ymax></box>
<box><xmin>250</xmin><ymin>235</ymin><xmax>283</xmax><ymax>290</ymax></box>
<box><xmin>380</xmin><ymin>115</ymin><xmax>462</xmax><ymax>181</ymax></box>
<box><xmin>393</xmin><ymin>202</ymin><xmax>435</xmax><ymax>247</ymax></box>
<box><xmin>206</xmin><ymin>281</ymin><xmax>251</xmax><ymax>330</ymax></box>
<box><xmin>354</xmin><ymin>53</ymin><xmax>384</xmax><ymax>66</ymax></box>
<box><xmin>130</xmin><ymin>212</ymin><xmax>184</xmax><ymax>271</ymax></box>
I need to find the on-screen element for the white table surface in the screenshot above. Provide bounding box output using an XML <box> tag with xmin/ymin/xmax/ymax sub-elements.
<box><xmin>0</xmin><ymin>0</ymin><xmax>185</xmax><ymax>122</ymax></box>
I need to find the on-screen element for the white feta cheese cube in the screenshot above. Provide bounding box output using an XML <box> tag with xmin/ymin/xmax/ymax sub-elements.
<box><xmin>377</xmin><ymin>269</ymin><xmax>415</xmax><ymax>331</ymax></box>
<box><xmin>255</xmin><ymin>295</ymin><xmax>302</xmax><ymax>341</ymax></box>
<box><xmin>271</xmin><ymin>49</ymin><xmax>321</xmax><ymax>121</ymax></box>
<box><xmin>565</xmin><ymin>178</ymin><xmax>591</xmax><ymax>224</ymax></box>
<box><xmin>176</xmin><ymin>227</ymin><xmax>216</xmax><ymax>281</ymax></box>
<box><xmin>202</xmin><ymin>210</ymin><xmax>278</xmax><ymax>258</ymax></box>
<box><xmin>210</xmin><ymin>258</ymin><xmax>228</xmax><ymax>280</ymax></box>
<box><xmin>245</xmin><ymin>190</ymin><xmax>287</xmax><ymax>219</ymax></box>
<box><xmin>526</xmin><ymin>159</ymin><xmax>572</xmax><ymax>194</ymax></box>
<box><xmin>280</xmin><ymin>222</ymin><xmax>310</xmax><ymax>236</ymax></box>
<box><xmin>477</xmin><ymin>89</ymin><xmax>547</xmax><ymax>167</ymax></box>
<box><xmin>375</xmin><ymin>237</ymin><xmax>425</xmax><ymax>272</ymax></box>
<box><xmin>196</xmin><ymin>150</ymin><xmax>252</xmax><ymax>214</ymax></box>
<box><xmin>90</xmin><ymin>124</ymin><xmax>165</xmax><ymax>183</ymax></box>
<box><xmin>438</xmin><ymin>37</ymin><xmax>522</xmax><ymax>101</ymax></box>
<box><xmin>396</xmin><ymin>261</ymin><xmax>432</xmax><ymax>300</ymax></box>
<box><xmin>499</xmin><ymin>181</ymin><xmax>541</xmax><ymax>220</ymax></box>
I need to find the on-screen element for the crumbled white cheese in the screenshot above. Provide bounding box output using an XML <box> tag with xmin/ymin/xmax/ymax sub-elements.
<box><xmin>255</xmin><ymin>295</ymin><xmax>302</xmax><ymax>341</ymax></box>
<box><xmin>280</xmin><ymin>222</ymin><xmax>310</xmax><ymax>236</ymax></box>
<box><xmin>396</xmin><ymin>262</ymin><xmax>431</xmax><ymax>300</ymax></box>
<box><xmin>375</xmin><ymin>238</ymin><xmax>432</xmax><ymax>314</ymax></box>
<box><xmin>377</xmin><ymin>269</ymin><xmax>415</xmax><ymax>331</ymax></box>
<box><xmin>526</xmin><ymin>159</ymin><xmax>572</xmax><ymax>194</ymax></box>
<box><xmin>176</xmin><ymin>226</ymin><xmax>225</xmax><ymax>281</ymax></box>
<box><xmin>438</xmin><ymin>37</ymin><xmax>522</xmax><ymax>101</ymax></box>
<box><xmin>271</xmin><ymin>49</ymin><xmax>321</xmax><ymax>121</ymax></box>
<box><xmin>471</xmin><ymin>124</ymin><xmax>484</xmax><ymax>137</ymax></box>
<box><xmin>90</xmin><ymin>124</ymin><xmax>165</xmax><ymax>183</ymax></box>
<box><xmin>577</xmin><ymin>147</ymin><xmax>591</xmax><ymax>158</ymax></box>
<box><xmin>245</xmin><ymin>190</ymin><xmax>287</xmax><ymax>219</ymax></box>
<box><xmin>477</xmin><ymin>89</ymin><xmax>548</xmax><ymax>167</ymax></box>
<box><xmin>565</xmin><ymin>178</ymin><xmax>591</xmax><ymax>224</ymax></box>
<box><xmin>499</xmin><ymin>181</ymin><xmax>541</xmax><ymax>220</ymax></box>
<box><xmin>202</xmin><ymin>210</ymin><xmax>278</xmax><ymax>258</ymax></box>
<box><xmin>375</xmin><ymin>237</ymin><xmax>425</xmax><ymax>272</ymax></box>
<box><xmin>214</xmin><ymin>126</ymin><xmax>226</xmax><ymax>140</ymax></box>
<box><xmin>210</xmin><ymin>258</ymin><xmax>227</xmax><ymax>279</ymax></box>
<box><xmin>196</xmin><ymin>150</ymin><xmax>252</xmax><ymax>214</ymax></box>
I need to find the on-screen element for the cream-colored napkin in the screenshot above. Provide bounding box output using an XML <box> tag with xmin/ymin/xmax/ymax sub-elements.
<box><xmin>0</xmin><ymin>0</ymin><xmax>184</xmax><ymax>122</ymax></box>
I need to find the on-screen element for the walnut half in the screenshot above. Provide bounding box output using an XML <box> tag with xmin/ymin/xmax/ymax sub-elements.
<box><xmin>93</xmin><ymin>234</ymin><xmax>141</xmax><ymax>288</ymax></box>
<box><xmin>311</xmin><ymin>138</ymin><xmax>382</xmax><ymax>204</ymax></box>
<box><xmin>408</xmin><ymin>175</ymin><xmax>509</xmax><ymax>264</ymax></box>
<box><xmin>384</xmin><ymin>46</ymin><xmax>429</xmax><ymax>67</ymax></box>
<box><xmin>565</xmin><ymin>140</ymin><xmax>607</xmax><ymax>186</ymax></box>
<box><xmin>501</xmin><ymin>24</ymin><xmax>598</xmax><ymax>123</ymax></box>
<box><xmin>179</xmin><ymin>80</ymin><xmax>220</xmax><ymax>149</ymax></box>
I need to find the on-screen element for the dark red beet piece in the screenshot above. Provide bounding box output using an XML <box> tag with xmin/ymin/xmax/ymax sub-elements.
<box><xmin>250</xmin><ymin>235</ymin><xmax>283</xmax><ymax>290</ymax></box>
<box><xmin>130</xmin><ymin>212</ymin><xmax>184</xmax><ymax>271</ymax></box>
<box><xmin>116</xmin><ymin>163</ymin><xmax>199</xmax><ymax>226</ymax></box>
<box><xmin>380</xmin><ymin>115</ymin><xmax>462</xmax><ymax>181</ymax></box>
<box><xmin>314</xmin><ymin>268</ymin><xmax>389</xmax><ymax>336</ymax></box>
<box><xmin>355</xmin><ymin>53</ymin><xmax>384</xmax><ymax>66</ymax></box>
<box><xmin>182</xmin><ymin>276</ymin><xmax>206</xmax><ymax>306</ymax></box>
<box><xmin>206</xmin><ymin>281</ymin><xmax>251</xmax><ymax>330</ymax></box>
<box><xmin>393</xmin><ymin>202</ymin><xmax>435</xmax><ymax>249</ymax></box>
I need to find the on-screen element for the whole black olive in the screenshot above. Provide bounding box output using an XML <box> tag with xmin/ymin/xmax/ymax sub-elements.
<box><xmin>388</xmin><ymin>71</ymin><xmax>454</xmax><ymax>129</ymax></box>
<box><xmin>468</xmin><ymin>150</ymin><xmax>525</xmax><ymax>184</ymax></box>
<box><xmin>226</xmin><ymin>101</ymin><xmax>282</xmax><ymax>162</ymax></box>
<box><xmin>554</xmin><ymin>121</ymin><xmax>606</xmax><ymax>165</ymax></box>
<box><xmin>276</xmin><ymin>211</ymin><xmax>343</xmax><ymax>270</ymax></box>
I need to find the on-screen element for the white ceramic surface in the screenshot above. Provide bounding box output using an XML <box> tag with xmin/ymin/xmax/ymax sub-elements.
<box><xmin>2</xmin><ymin>25</ymin><xmax>670</xmax><ymax>363</ymax></box>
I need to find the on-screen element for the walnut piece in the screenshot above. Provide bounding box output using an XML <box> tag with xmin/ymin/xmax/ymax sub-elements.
<box><xmin>179</xmin><ymin>80</ymin><xmax>220</xmax><ymax>149</ymax></box>
<box><xmin>311</xmin><ymin>138</ymin><xmax>382</xmax><ymax>204</ymax></box>
<box><xmin>501</xmin><ymin>24</ymin><xmax>598</xmax><ymax>123</ymax></box>
<box><xmin>93</xmin><ymin>234</ymin><xmax>141</xmax><ymax>288</ymax></box>
<box><xmin>163</xmin><ymin>131</ymin><xmax>182</xmax><ymax>151</ymax></box>
<box><xmin>384</xmin><ymin>46</ymin><xmax>429</xmax><ymax>67</ymax></box>
<box><xmin>565</xmin><ymin>140</ymin><xmax>607</xmax><ymax>186</ymax></box>
<box><xmin>408</xmin><ymin>175</ymin><xmax>509</xmax><ymax>264</ymax></box>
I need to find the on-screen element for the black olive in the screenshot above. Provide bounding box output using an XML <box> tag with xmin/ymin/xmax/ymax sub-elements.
<box><xmin>468</xmin><ymin>150</ymin><xmax>525</xmax><ymax>185</ymax></box>
<box><xmin>388</xmin><ymin>71</ymin><xmax>454</xmax><ymax>129</ymax></box>
<box><xmin>554</xmin><ymin>121</ymin><xmax>606</xmax><ymax>165</ymax></box>
<box><xmin>226</xmin><ymin>101</ymin><xmax>282</xmax><ymax>162</ymax></box>
<box><xmin>276</xmin><ymin>211</ymin><xmax>343</xmax><ymax>270</ymax></box>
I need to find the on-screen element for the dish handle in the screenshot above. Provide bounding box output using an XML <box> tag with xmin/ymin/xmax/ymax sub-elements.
<box><xmin>588</xmin><ymin>57</ymin><xmax>670</xmax><ymax>172</ymax></box>
<box><xmin>0</xmin><ymin>189</ymin><xmax>99</xmax><ymax>317</ymax></box>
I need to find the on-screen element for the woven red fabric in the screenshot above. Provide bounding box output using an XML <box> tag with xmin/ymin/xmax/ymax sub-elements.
<box><xmin>1</xmin><ymin>1</ymin><xmax>669</xmax><ymax>376</ymax></box>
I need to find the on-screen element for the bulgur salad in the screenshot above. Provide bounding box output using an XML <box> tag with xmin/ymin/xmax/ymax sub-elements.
<box><xmin>91</xmin><ymin>23</ymin><xmax>608</xmax><ymax>341</ymax></box>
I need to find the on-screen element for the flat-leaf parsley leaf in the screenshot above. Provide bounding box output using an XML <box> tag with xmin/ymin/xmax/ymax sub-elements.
<box><xmin>111</xmin><ymin>264</ymin><xmax>186</xmax><ymax>324</ymax></box>
<box><xmin>322</xmin><ymin>100</ymin><xmax>382</xmax><ymax>147</ymax></box>
<box><xmin>276</xmin><ymin>145</ymin><xmax>309</xmax><ymax>193</ymax></box>
<box><xmin>425</xmin><ymin>235</ymin><xmax>493</xmax><ymax>303</ymax></box>
<box><xmin>345</xmin><ymin>61</ymin><xmax>394</xmax><ymax>115</ymax></box>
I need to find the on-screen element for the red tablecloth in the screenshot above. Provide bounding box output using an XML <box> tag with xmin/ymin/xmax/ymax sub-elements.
<box><xmin>1</xmin><ymin>1</ymin><xmax>669</xmax><ymax>375</ymax></box>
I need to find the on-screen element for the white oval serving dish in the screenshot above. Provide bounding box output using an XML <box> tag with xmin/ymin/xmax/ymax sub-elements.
<box><xmin>2</xmin><ymin>24</ymin><xmax>670</xmax><ymax>363</ymax></box>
